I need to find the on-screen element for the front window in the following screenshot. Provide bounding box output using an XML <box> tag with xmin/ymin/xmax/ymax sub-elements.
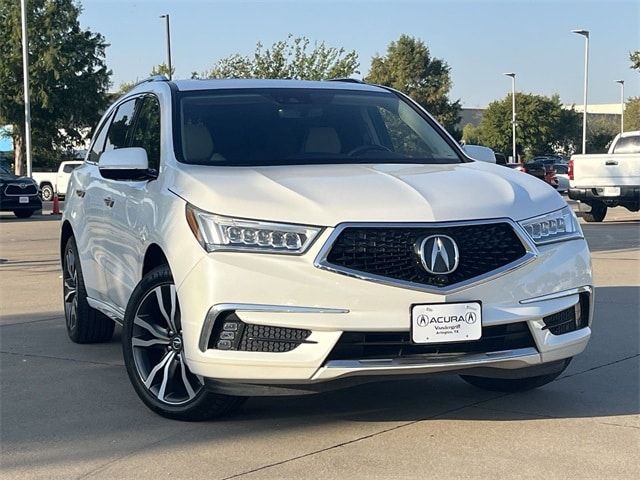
<box><xmin>176</xmin><ymin>88</ymin><xmax>462</xmax><ymax>166</ymax></box>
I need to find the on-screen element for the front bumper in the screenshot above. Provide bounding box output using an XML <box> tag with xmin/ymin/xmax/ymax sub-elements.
<box><xmin>177</xmin><ymin>231</ymin><xmax>592</xmax><ymax>387</ymax></box>
<box><xmin>0</xmin><ymin>194</ymin><xmax>42</xmax><ymax>212</ymax></box>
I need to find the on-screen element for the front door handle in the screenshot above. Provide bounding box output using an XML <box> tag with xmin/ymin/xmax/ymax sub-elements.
<box><xmin>103</xmin><ymin>197</ymin><xmax>114</xmax><ymax>208</ymax></box>
<box><xmin>605</xmin><ymin>160</ymin><xmax>618</xmax><ymax>166</ymax></box>
<box><xmin>75</xmin><ymin>189</ymin><xmax>86</xmax><ymax>198</ymax></box>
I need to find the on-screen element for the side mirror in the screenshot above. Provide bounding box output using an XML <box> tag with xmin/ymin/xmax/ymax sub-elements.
<box><xmin>98</xmin><ymin>147</ymin><xmax>156</xmax><ymax>181</ymax></box>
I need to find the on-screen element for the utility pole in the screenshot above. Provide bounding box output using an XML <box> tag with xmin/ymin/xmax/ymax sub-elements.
<box><xmin>616</xmin><ymin>80</ymin><xmax>625</xmax><ymax>134</ymax></box>
<box><xmin>160</xmin><ymin>14</ymin><xmax>173</xmax><ymax>79</ymax></box>
<box><xmin>572</xmin><ymin>29</ymin><xmax>590</xmax><ymax>154</ymax></box>
<box><xmin>504</xmin><ymin>73</ymin><xmax>517</xmax><ymax>163</ymax></box>
<box><xmin>20</xmin><ymin>0</ymin><xmax>33</xmax><ymax>177</ymax></box>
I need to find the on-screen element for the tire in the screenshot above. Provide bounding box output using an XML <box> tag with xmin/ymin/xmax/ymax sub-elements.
<box><xmin>62</xmin><ymin>236</ymin><xmax>115</xmax><ymax>343</ymax></box>
<box><xmin>41</xmin><ymin>184</ymin><xmax>54</xmax><ymax>201</ymax></box>
<box><xmin>582</xmin><ymin>201</ymin><xmax>607</xmax><ymax>223</ymax></box>
<box><xmin>460</xmin><ymin>358</ymin><xmax>572</xmax><ymax>392</ymax></box>
<box><xmin>14</xmin><ymin>210</ymin><xmax>34</xmax><ymax>218</ymax></box>
<box><xmin>122</xmin><ymin>265</ymin><xmax>245</xmax><ymax>421</ymax></box>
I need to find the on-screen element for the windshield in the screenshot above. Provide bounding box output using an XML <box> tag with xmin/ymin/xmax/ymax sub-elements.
<box><xmin>176</xmin><ymin>88</ymin><xmax>462</xmax><ymax>166</ymax></box>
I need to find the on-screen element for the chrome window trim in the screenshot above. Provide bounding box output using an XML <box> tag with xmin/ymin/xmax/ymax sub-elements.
<box><xmin>199</xmin><ymin>303</ymin><xmax>349</xmax><ymax>352</ymax></box>
<box><xmin>313</xmin><ymin>218</ymin><xmax>539</xmax><ymax>295</ymax></box>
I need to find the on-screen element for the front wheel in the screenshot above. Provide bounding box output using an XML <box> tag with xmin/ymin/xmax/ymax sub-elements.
<box><xmin>122</xmin><ymin>265</ymin><xmax>245</xmax><ymax>421</ymax></box>
<box><xmin>14</xmin><ymin>210</ymin><xmax>34</xmax><ymax>218</ymax></box>
<box><xmin>460</xmin><ymin>358</ymin><xmax>571</xmax><ymax>392</ymax></box>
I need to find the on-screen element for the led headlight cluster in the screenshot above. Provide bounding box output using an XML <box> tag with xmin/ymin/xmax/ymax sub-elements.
<box><xmin>519</xmin><ymin>206</ymin><xmax>583</xmax><ymax>245</ymax></box>
<box><xmin>186</xmin><ymin>204</ymin><xmax>321</xmax><ymax>254</ymax></box>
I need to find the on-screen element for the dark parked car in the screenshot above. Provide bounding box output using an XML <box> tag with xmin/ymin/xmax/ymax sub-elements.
<box><xmin>505</xmin><ymin>162</ymin><xmax>559</xmax><ymax>189</ymax></box>
<box><xmin>0</xmin><ymin>165</ymin><xmax>42</xmax><ymax>218</ymax></box>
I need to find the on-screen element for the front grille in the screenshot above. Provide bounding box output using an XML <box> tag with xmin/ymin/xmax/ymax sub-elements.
<box><xmin>208</xmin><ymin>313</ymin><xmax>312</xmax><ymax>352</ymax></box>
<box><xmin>323</xmin><ymin>223</ymin><xmax>527</xmax><ymax>289</ymax></box>
<box><xmin>543</xmin><ymin>292</ymin><xmax>590</xmax><ymax>335</ymax></box>
<box><xmin>4</xmin><ymin>183</ymin><xmax>37</xmax><ymax>196</ymax></box>
<box><xmin>326</xmin><ymin>322</ymin><xmax>536</xmax><ymax>361</ymax></box>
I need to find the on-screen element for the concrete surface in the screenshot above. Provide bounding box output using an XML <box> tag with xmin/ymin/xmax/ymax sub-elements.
<box><xmin>1</xmin><ymin>206</ymin><xmax>638</xmax><ymax>479</ymax></box>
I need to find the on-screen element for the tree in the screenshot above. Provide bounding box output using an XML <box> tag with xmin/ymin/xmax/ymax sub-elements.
<box><xmin>205</xmin><ymin>35</ymin><xmax>359</xmax><ymax>80</ymax></box>
<box><xmin>474</xmin><ymin>93</ymin><xmax>580</xmax><ymax>159</ymax></box>
<box><xmin>630</xmin><ymin>50</ymin><xmax>640</xmax><ymax>71</ymax></box>
<box><xmin>461</xmin><ymin>124</ymin><xmax>481</xmax><ymax>145</ymax></box>
<box><xmin>0</xmin><ymin>0</ymin><xmax>111</xmax><ymax>173</ymax></box>
<box><xmin>116</xmin><ymin>63</ymin><xmax>175</xmax><ymax>95</ymax></box>
<box><xmin>366</xmin><ymin>35</ymin><xmax>461</xmax><ymax>135</ymax></box>
<box><xmin>586</xmin><ymin>115</ymin><xmax>619</xmax><ymax>153</ymax></box>
<box><xmin>624</xmin><ymin>97</ymin><xmax>640</xmax><ymax>131</ymax></box>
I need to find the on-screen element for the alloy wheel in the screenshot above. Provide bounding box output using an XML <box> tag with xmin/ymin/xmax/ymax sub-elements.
<box><xmin>131</xmin><ymin>284</ymin><xmax>203</xmax><ymax>405</ymax></box>
<box><xmin>63</xmin><ymin>247</ymin><xmax>78</xmax><ymax>331</ymax></box>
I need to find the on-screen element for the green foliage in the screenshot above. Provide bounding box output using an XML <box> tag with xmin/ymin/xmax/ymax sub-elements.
<box><xmin>630</xmin><ymin>50</ymin><xmax>640</xmax><ymax>71</ymax></box>
<box><xmin>624</xmin><ymin>97</ymin><xmax>640</xmax><ymax>131</ymax></box>
<box><xmin>0</xmin><ymin>0</ymin><xmax>111</xmax><ymax>173</ymax></box>
<box><xmin>365</xmin><ymin>35</ymin><xmax>461</xmax><ymax>135</ymax></box>
<box><xmin>461</xmin><ymin>124</ymin><xmax>481</xmax><ymax>145</ymax></box>
<box><xmin>586</xmin><ymin>115</ymin><xmax>620</xmax><ymax>153</ymax></box>
<box><xmin>473</xmin><ymin>93</ymin><xmax>580</xmax><ymax>160</ymax></box>
<box><xmin>116</xmin><ymin>63</ymin><xmax>175</xmax><ymax>96</ymax></box>
<box><xmin>205</xmin><ymin>35</ymin><xmax>359</xmax><ymax>80</ymax></box>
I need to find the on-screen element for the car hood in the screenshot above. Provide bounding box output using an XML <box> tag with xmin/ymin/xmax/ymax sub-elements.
<box><xmin>170</xmin><ymin>161</ymin><xmax>565</xmax><ymax>226</ymax></box>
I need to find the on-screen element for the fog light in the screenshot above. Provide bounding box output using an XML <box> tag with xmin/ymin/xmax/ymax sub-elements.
<box><xmin>216</xmin><ymin>339</ymin><xmax>232</xmax><ymax>350</ymax></box>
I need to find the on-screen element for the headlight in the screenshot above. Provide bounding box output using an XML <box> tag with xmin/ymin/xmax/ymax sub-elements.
<box><xmin>185</xmin><ymin>204</ymin><xmax>322</xmax><ymax>254</ymax></box>
<box><xmin>519</xmin><ymin>206</ymin><xmax>583</xmax><ymax>245</ymax></box>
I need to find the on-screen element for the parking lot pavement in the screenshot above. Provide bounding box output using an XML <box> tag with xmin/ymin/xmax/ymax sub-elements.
<box><xmin>1</xmin><ymin>208</ymin><xmax>638</xmax><ymax>480</ymax></box>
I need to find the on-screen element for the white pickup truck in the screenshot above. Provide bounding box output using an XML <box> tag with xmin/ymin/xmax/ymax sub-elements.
<box><xmin>32</xmin><ymin>160</ymin><xmax>83</xmax><ymax>201</ymax></box>
<box><xmin>569</xmin><ymin>131</ymin><xmax>640</xmax><ymax>222</ymax></box>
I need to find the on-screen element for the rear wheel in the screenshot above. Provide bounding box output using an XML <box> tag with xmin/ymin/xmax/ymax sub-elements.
<box><xmin>63</xmin><ymin>236</ymin><xmax>114</xmax><ymax>343</ymax></box>
<box><xmin>41</xmin><ymin>184</ymin><xmax>54</xmax><ymax>201</ymax></box>
<box><xmin>122</xmin><ymin>265</ymin><xmax>245</xmax><ymax>421</ymax></box>
<box><xmin>582</xmin><ymin>201</ymin><xmax>607</xmax><ymax>222</ymax></box>
<box><xmin>14</xmin><ymin>210</ymin><xmax>34</xmax><ymax>218</ymax></box>
<box><xmin>460</xmin><ymin>358</ymin><xmax>571</xmax><ymax>392</ymax></box>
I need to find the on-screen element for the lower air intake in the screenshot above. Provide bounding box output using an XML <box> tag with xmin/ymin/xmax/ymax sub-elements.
<box><xmin>208</xmin><ymin>312</ymin><xmax>312</xmax><ymax>352</ymax></box>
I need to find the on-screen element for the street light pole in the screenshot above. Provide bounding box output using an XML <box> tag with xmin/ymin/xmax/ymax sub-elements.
<box><xmin>572</xmin><ymin>29</ymin><xmax>590</xmax><ymax>154</ymax></box>
<box><xmin>20</xmin><ymin>0</ymin><xmax>33</xmax><ymax>177</ymax></box>
<box><xmin>160</xmin><ymin>14</ymin><xmax>172</xmax><ymax>79</ymax></box>
<box><xmin>616</xmin><ymin>80</ymin><xmax>625</xmax><ymax>134</ymax></box>
<box><xmin>504</xmin><ymin>73</ymin><xmax>517</xmax><ymax>163</ymax></box>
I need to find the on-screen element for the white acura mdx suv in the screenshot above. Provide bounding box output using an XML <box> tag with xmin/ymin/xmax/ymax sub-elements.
<box><xmin>61</xmin><ymin>77</ymin><xmax>592</xmax><ymax>420</ymax></box>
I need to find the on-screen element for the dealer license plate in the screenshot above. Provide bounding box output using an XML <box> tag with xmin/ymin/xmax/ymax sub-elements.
<box><xmin>19</xmin><ymin>196</ymin><xmax>29</xmax><ymax>204</ymax></box>
<box><xmin>602</xmin><ymin>187</ymin><xmax>620</xmax><ymax>197</ymax></box>
<box><xmin>411</xmin><ymin>302</ymin><xmax>482</xmax><ymax>344</ymax></box>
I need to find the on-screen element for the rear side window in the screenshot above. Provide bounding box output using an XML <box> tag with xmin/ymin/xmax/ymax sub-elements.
<box><xmin>131</xmin><ymin>96</ymin><xmax>161</xmax><ymax>171</ymax></box>
<box><xmin>104</xmin><ymin>99</ymin><xmax>139</xmax><ymax>152</ymax></box>
<box><xmin>612</xmin><ymin>135</ymin><xmax>640</xmax><ymax>154</ymax></box>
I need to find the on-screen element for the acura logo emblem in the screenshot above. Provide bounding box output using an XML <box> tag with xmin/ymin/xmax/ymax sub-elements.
<box><xmin>418</xmin><ymin>235</ymin><xmax>459</xmax><ymax>275</ymax></box>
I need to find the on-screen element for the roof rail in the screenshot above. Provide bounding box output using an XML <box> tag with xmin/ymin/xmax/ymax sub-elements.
<box><xmin>327</xmin><ymin>78</ymin><xmax>365</xmax><ymax>84</ymax></box>
<box><xmin>133</xmin><ymin>75</ymin><xmax>169</xmax><ymax>87</ymax></box>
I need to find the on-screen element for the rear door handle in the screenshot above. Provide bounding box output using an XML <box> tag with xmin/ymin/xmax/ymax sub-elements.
<box><xmin>75</xmin><ymin>189</ymin><xmax>85</xmax><ymax>198</ymax></box>
<box><xmin>103</xmin><ymin>197</ymin><xmax>114</xmax><ymax>208</ymax></box>
<box><xmin>605</xmin><ymin>160</ymin><xmax>618</xmax><ymax>166</ymax></box>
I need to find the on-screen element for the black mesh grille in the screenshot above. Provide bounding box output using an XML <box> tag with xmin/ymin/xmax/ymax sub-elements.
<box><xmin>239</xmin><ymin>324</ymin><xmax>311</xmax><ymax>352</ymax></box>
<box><xmin>208</xmin><ymin>313</ymin><xmax>311</xmax><ymax>352</ymax></box>
<box><xmin>543</xmin><ymin>292</ymin><xmax>590</xmax><ymax>335</ymax></box>
<box><xmin>4</xmin><ymin>184</ymin><xmax>37</xmax><ymax>196</ymax></box>
<box><xmin>324</xmin><ymin>223</ymin><xmax>527</xmax><ymax>288</ymax></box>
<box><xmin>326</xmin><ymin>322</ymin><xmax>536</xmax><ymax>361</ymax></box>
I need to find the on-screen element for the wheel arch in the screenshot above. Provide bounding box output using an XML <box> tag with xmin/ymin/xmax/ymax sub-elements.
<box><xmin>142</xmin><ymin>243</ymin><xmax>170</xmax><ymax>278</ymax></box>
<box><xmin>60</xmin><ymin>220</ymin><xmax>74</xmax><ymax>261</ymax></box>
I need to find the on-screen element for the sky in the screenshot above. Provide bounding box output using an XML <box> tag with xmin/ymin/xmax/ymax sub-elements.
<box><xmin>79</xmin><ymin>0</ymin><xmax>639</xmax><ymax>107</ymax></box>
